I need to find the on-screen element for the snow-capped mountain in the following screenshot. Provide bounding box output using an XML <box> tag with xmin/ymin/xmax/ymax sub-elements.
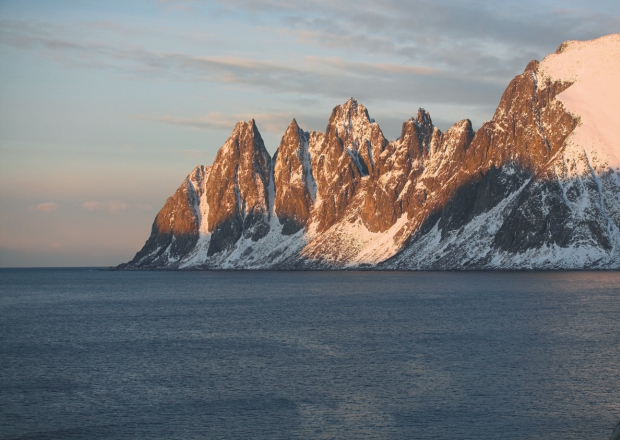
<box><xmin>119</xmin><ymin>34</ymin><xmax>620</xmax><ymax>270</ymax></box>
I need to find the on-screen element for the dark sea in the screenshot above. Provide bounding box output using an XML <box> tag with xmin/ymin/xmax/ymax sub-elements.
<box><xmin>1</xmin><ymin>269</ymin><xmax>619</xmax><ymax>439</ymax></box>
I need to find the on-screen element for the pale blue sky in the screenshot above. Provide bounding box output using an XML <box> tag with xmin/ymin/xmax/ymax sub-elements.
<box><xmin>1</xmin><ymin>0</ymin><xmax>618</xmax><ymax>266</ymax></box>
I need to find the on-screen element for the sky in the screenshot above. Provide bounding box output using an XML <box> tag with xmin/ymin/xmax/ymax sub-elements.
<box><xmin>1</xmin><ymin>0</ymin><xmax>619</xmax><ymax>267</ymax></box>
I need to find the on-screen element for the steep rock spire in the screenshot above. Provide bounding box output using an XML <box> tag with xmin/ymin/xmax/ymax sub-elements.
<box><xmin>205</xmin><ymin>119</ymin><xmax>272</xmax><ymax>256</ymax></box>
<box><xmin>310</xmin><ymin>98</ymin><xmax>389</xmax><ymax>231</ymax></box>
<box><xmin>400</xmin><ymin>108</ymin><xmax>436</xmax><ymax>160</ymax></box>
<box><xmin>274</xmin><ymin>119</ymin><xmax>316</xmax><ymax>235</ymax></box>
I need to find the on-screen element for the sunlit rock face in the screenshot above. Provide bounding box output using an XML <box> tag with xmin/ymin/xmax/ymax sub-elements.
<box><xmin>120</xmin><ymin>34</ymin><xmax>620</xmax><ymax>270</ymax></box>
<box><xmin>204</xmin><ymin>119</ymin><xmax>272</xmax><ymax>256</ymax></box>
<box><xmin>308</xmin><ymin>98</ymin><xmax>386</xmax><ymax>233</ymax></box>
<box><xmin>274</xmin><ymin>119</ymin><xmax>316</xmax><ymax>236</ymax></box>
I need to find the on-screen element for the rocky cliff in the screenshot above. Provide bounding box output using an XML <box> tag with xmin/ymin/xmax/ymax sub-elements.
<box><xmin>119</xmin><ymin>34</ymin><xmax>620</xmax><ymax>270</ymax></box>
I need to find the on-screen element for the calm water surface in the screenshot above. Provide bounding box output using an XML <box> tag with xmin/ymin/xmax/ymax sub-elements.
<box><xmin>1</xmin><ymin>269</ymin><xmax>619</xmax><ymax>439</ymax></box>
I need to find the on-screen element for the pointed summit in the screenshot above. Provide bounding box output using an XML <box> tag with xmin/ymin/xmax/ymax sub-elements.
<box><xmin>397</xmin><ymin>108</ymin><xmax>437</xmax><ymax>160</ymax></box>
<box><xmin>287</xmin><ymin>118</ymin><xmax>300</xmax><ymax>131</ymax></box>
<box><xmin>333</xmin><ymin>98</ymin><xmax>372</xmax><ymax>128</ymax></box>
<box><xmin>324</xmin><ymin>98</ymin><xmax>388</xmax><ymax>175</ymax></box>
<box><xmin>340</xmin><ymin>97</ymin><xmax>361</xmax><ymax>112</ymax></box>
<box><xmin>416</xmin><ymin>108</ymin><xmax>432</xmax><ymax>126</ymax></box>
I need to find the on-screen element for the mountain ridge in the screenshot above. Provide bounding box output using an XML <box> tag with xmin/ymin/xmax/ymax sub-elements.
<box><xmin>119</xmin><ymin>34</ymin><xmax>620</xmax><ymax>270</ymax></box>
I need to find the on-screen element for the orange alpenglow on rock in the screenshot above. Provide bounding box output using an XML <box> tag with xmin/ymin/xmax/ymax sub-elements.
<box><xmin>118</xmin><ymin>34</ymin><xmax>620</xmax><ymax>270</ymax></box>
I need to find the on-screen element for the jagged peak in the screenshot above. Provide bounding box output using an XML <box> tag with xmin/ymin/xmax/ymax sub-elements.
<box><xmin>332</xmin><ymin>98</ymin><xmax>373</xmax><ymax>124</ymax></box>
<box><xmin>342</xmin><ymin>97</ymin><xmax>359</xmax><ymax>109</ymax></box>
<box><xmin>416</xmin><ymin>108</ymin><xmax>432</xmax><ymax>126</ymax></box>
<box><xmin>399</xmin><ymin>109</ymin><xmax>434</xmax><ymax>136</ymax></box>
<box><xmin>399</xmin><ymin>109</ymin><xmax>434</xmax><ymax>132</ymax></box>
<box><xmin>228</xmin><ymin>118</ymin><xmax>263</xmax><ymax>140</ymax></box>
<box><xmin>188</xmin><ymin>164</ymin><xmax>208</xmax><ymax>177</ymax></box>
<box><xmin>327</xmin><ymin>98</ymin><xmax>385</xmax><ymax>140</ymax></box>
<box><xmin>286</xmin><ymin>118</ymin><xmax>301</xmax><ymax>132</ymax></box>
<box><xmin>217</xmin><ymin>118</ymin><xmax>269</xmax><ymax>163</ymax></box>
<box><xmin>524</xmin><ymin>59</ymin><xmax>539</xmax><ymax>73</ymax></box>
<box><xmin>279</xmin><ymin>119</ymin><xmax>309</xmax><ymax>151</ymax></box>
<box><xmin>446</xmin><ymin>118</ymin><xmax>473</xmax><ymax>133</ymax></box>
<box><xmin>231</xmin><ymin>118</ymin><xmax>259</xmax><ymax>133</ymax></box>
<box><xmin>278</xmin><ymin>119</ymin><xmax>309</xmax><ymax>153</ymax></box>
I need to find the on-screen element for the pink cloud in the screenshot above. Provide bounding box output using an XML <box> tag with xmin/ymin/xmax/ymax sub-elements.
<box><xmin>35</xmin><ymin>202</ymin><xmax>58</xmax><ymax>213</ymax></box>
<box><xmin>82</xmin><ymin>201</ymin><xmax>103</xmax><ymax>211</ymax></box>
<box><xmin>107</xmin><ymin>201</ymin><xmax>128</xmax><ymax>213</ymax></box>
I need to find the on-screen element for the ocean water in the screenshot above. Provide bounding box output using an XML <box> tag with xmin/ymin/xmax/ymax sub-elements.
<box><xmin>0</xmin><ymin>269</ymin><xmax>619</xmax><ymax>440</ymax></box>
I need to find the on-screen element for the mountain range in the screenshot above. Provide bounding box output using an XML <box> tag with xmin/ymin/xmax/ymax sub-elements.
<box><xmin>119</xmin><ymin>34</ymin><xmax>620</xmax><ymax>270</ymax></box>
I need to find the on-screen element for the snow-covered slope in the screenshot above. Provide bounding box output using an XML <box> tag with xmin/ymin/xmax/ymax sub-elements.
<box><xmin>539</xmin><ymin>34</ymin><xmax>620</xmax><ymax>172</ymax></box>
<box><xmin>119</xmin><ymin>35</ymin><xmax>620</xmax><ymax>270</ymax></box>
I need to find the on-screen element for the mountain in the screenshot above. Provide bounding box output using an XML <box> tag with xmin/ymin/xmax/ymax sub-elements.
<box><xmin>119</xmin><ymin>34</ymin><xmax>620</xmax><ymax>270</ymax></box>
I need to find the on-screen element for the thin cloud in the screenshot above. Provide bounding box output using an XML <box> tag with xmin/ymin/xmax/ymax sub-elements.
<box><xmin>132</xmin><ymin>107</ymin><xmax>462</xmax><ymax>140</ymax></box>
<box><xmin>108</xmin><ymin>201</ymin><xmax>128</xmax><ymax>213</ymax></box>
<box><xmin>82</xmin><ymin>201</ymin><xmax>128</xmax><ymax>214</ymax></box>
<box><xmin>82</xmin><ymin>201</ymin><xmax>103</xmax><ymax>211</ymax></box>
<box><xmin>158</xmin><ymin>0</ymin><xmax>200</xmax><ymax>12</ymax></box>
<box><xmin>0</xmin><ymin>19</ymin><xmax>508</xmax><ymax>107</ymax></box>
<box><xmin>182</xmin><ymin>149</ymin><xmax>206</xmax><ymax>158</ymax></box>
<box><xmin>134</xmin><ymin>112</ymin><xmax>244</xmax><ymax>130</ymax></box>
<box><xmin>213</xmin><ymin>0</ymin><xmax>619</xmax><ymax>77</ymax></box>
<box><xmin>135</xmin><ymin>111</ymin><xmax>304</xmax><ymax>134</ymax></box>
<box><xmin>2</xmin><ymin>3</ymin><xmax>618</xmax><ymax>129</ymax></box>
<box><xmin>213</xmin><ymin>0</ymin><xmax>618</xmax><ymax>47</ymax></box>
<box><xmin>35</xmin><ymin>202</ymin><xmax>58</xmax><ymax>213</ymax></box>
